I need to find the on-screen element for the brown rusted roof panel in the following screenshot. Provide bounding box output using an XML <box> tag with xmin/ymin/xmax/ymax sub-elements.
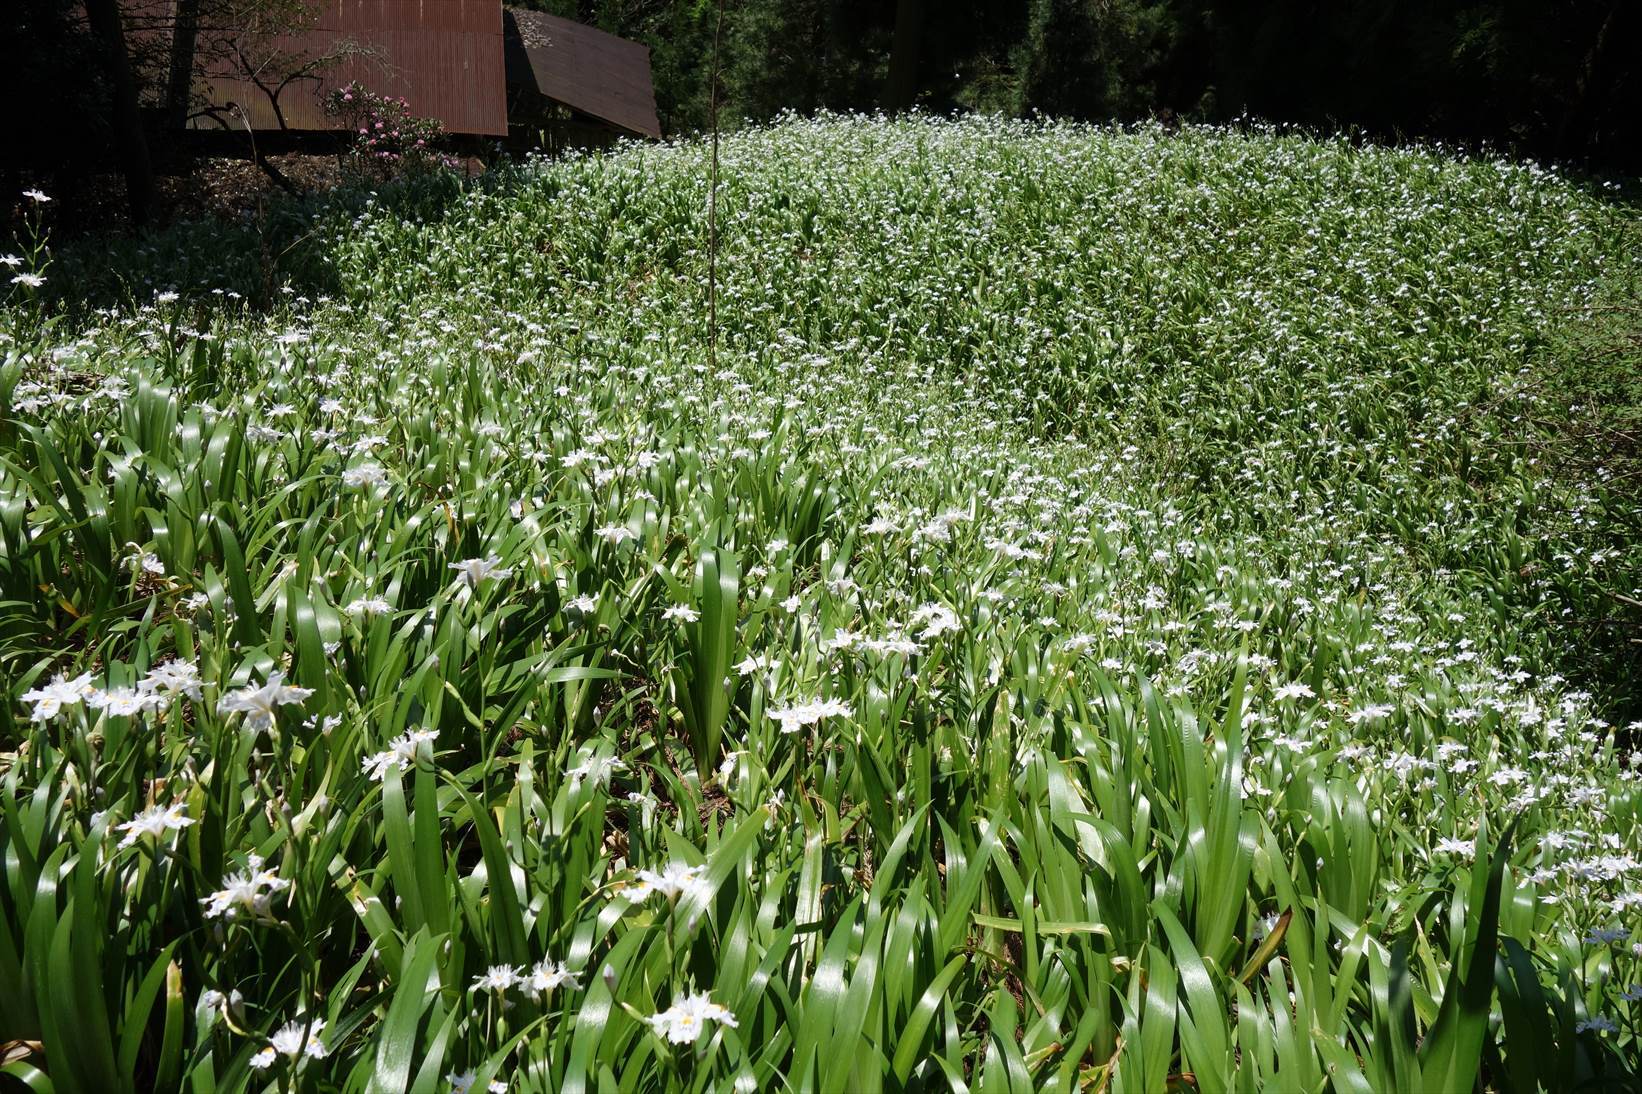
<box><xmin>189</xmin><ymin>0</ymin><xmax>507</xmax><ymax>135</ymax></box>
<box><xmin>504</xmin><ymin>8</ymin><xmax>660</xmax><ymax>139</ymax></box>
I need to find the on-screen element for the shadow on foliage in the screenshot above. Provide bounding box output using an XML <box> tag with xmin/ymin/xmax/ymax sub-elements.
<box><xmin>1533</xmin><ymin>259</ymin><xmax>1642</xmax><ymax>730</ymax></box>
<box><xmin>40</xmin><ymin>166</ymin><xmax>513</xmax><ymax>316</ymax></box>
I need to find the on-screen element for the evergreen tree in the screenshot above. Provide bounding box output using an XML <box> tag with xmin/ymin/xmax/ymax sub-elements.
<box><xmin>1013</xmin><ymin>0</ymin><xmax>1173</xmax><ymax>120</ymax></box>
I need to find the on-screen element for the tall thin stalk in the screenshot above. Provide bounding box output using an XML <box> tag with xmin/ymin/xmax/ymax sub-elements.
<box><xmin>707</xmin><ymin>0</ymin><xmax>725</xmax><ymax>374</ymax></box>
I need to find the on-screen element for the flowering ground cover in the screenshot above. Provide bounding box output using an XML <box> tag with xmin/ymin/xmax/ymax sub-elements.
<box><xmin>3</xmin><ymin>115</ymin><xmax>1641</xmax><ymax>1091</ymax></box>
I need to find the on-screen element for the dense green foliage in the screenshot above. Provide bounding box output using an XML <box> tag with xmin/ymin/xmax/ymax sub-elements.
<box><xmin>3</xmin><ymin>116</ymin><xmax>1641</xmax><ymax>1090</ymax></box>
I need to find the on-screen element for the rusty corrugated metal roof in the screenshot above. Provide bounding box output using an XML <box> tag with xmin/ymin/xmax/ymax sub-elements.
<box><xmin>188</xmin><ymin>0</ymin><xmax>508</xmax><ymax>135</ymax></box>
<box><xmin>503</xmin><ymin>8</ymin><xmax>660</xmax><ymax>140</ymax></box>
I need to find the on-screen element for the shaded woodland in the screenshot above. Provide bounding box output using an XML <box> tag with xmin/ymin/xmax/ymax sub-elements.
<box><xmin>540</xmin><ymin>0</ymin><xmax>1641</xmax><ymax>171</ymax></box>
<box><xmin>4</xmin><ymin>0</ymin><xmax>1640</xmax><ymax>226</ymax></box>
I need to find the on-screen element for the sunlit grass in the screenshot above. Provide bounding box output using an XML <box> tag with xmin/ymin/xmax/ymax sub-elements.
<box><xmin>2</xmin><ymin>114</ymin><xmax>1640</xmax><ymax>1091</ymax></box>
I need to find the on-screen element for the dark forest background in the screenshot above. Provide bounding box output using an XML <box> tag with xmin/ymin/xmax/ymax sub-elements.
<box><xmin>5</xmin><ymin>0</ymin><xmax>1640</xmax><ymax>204</ymax></box>
<box><xmin>527</xmin><ymin>0</ymin><xmax>1641</xmax><ymax>172</ymax></box>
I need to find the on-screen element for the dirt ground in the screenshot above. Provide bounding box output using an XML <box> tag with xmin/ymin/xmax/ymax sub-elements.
<box><xmin>7</xmin><ymin>152</ymin><xmax>345</xmax><ymax>240</ymax></box>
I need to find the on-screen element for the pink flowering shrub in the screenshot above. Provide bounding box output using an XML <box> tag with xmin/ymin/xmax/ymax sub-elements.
<box><xmin>321</xmin><ymin>82</ymin><xmax>459</xmax><ymax>181</ymax></box>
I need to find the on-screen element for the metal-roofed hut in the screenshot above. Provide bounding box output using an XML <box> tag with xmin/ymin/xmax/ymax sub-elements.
<box><xmin>502</xmin><ymin>8</ymin><xmax>661</xmax><ymax>145</ymax></box>
<box><xmin>133</xmin><ymin>0</ymin><xmax>658</xmax><ymax>145</ymax></box>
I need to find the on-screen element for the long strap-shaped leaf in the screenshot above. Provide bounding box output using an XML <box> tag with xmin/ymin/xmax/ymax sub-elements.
<box><xmin>1418</xmin><ymin>819</ymin><xmax>1516</xmax><ymax>1093</ymax></box>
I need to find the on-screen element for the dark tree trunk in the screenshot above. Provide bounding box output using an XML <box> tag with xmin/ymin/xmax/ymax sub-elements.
<box><xmin>166</xmin><ymin>0</ymin><xmax>202</xmax><ymax>130</ymax></box>
<box><xmin>884</xmin><ymin>0</ymin><xmax>925</xmax><ymax>111</ymax></box>
<box><xmin>83</xmin><ymin>0</ymin><xmax>155</xmax><ymax>227</ymax></box>
<box><xmin>1554</xmin><ymin>0</ymin><xmax>1623</xmax><ymax>161</ymax></box>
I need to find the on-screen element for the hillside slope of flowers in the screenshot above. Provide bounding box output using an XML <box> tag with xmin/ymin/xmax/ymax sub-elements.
<box><xmin>2</xmin><ymin>116</ymin><xmax>1640</xmax><ymax>1091</ymax></box>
